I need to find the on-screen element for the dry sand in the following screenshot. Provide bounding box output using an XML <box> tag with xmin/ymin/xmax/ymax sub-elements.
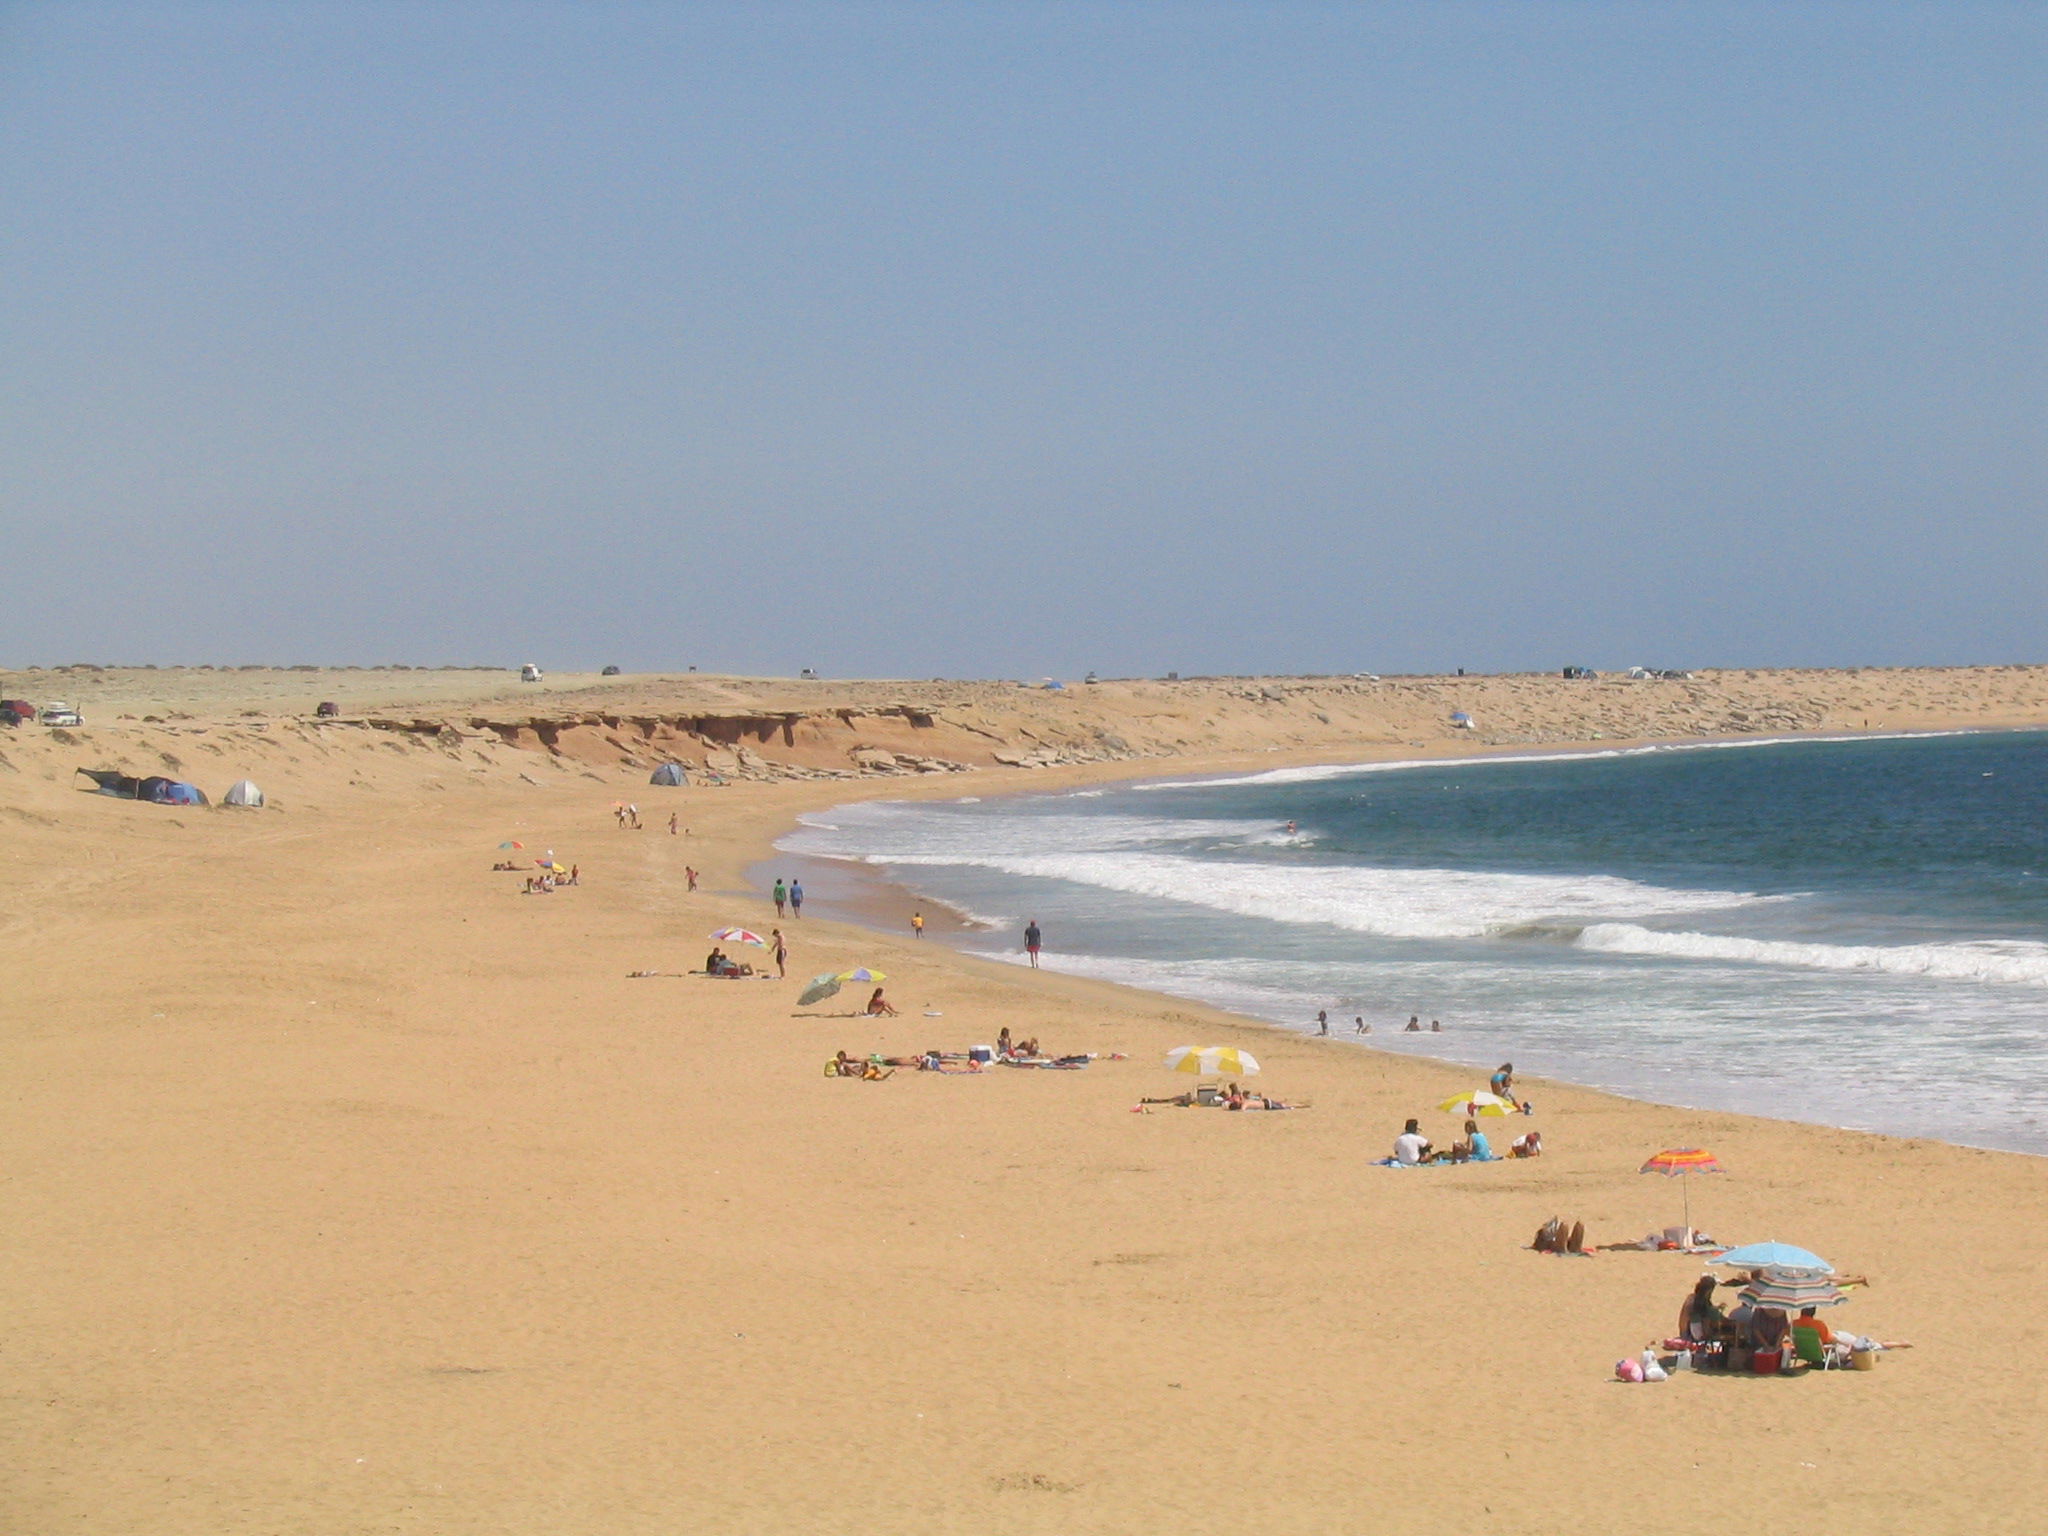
<box><xmin>5</xmin><ymin>666</ymin><xmax>2048</xmax><ymax>1534</ymax></box>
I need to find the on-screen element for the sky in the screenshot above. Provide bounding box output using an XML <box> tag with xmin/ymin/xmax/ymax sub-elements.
<box><xmin>1</xmin><ymin>2</ymin><xmax>2041</xmax><ymax>678</ymax></box>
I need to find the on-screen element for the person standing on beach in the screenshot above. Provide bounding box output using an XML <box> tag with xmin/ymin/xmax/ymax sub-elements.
<box><xmin>772</xmin><ymin>878</ymin><xmax>788</xmax><ymax>917</ymax></box>
<box><xmin>1316</xmin><ymin>1009</ymin><xmax>1329</xmax><ymax>1036</ymax></box>
<box><xmin>771</xmin><ymin>927</ymin><xmax>787</xmax><ymax>979</ymax></box>
<box><xmin>790</xmin><ymin>879</ymin><xmax>804</xmax><ymax>917</ymax></box>
<box><xmin>1024</xmin><ymin>920</ymin><xmax>1042</xmax><ymax>968</ymax></box>
<box><xmin>668</xmin><ymin>812</ymin><xmax>678</xmax><ymax>835</ymax></box>
<box><xmin>685</xmin><ymin>865</ymin><xmax>698</xmax><ymax>892</ymax></box>
<box><xmin>912</xmin><ymin>910</ymin><xmax>925</xmax><ymax>939</ymax></box>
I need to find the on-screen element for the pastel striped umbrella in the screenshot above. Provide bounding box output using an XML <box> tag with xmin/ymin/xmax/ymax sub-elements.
<box><xmin>1740</xmin><ymin>1266</ymin><xmax>1848</xmax><ymax>1312</ymax></box>
<box><xmin>1640</xmin><ymin>1147</ymin><xmax>1724</xmax><ymax>1233</ymax></box>
<box><xmin>1165</xmin><ymin>1045</ymin><xmax>1261</xmax><ymax>1077</ymax></box>
<box><xmin>709</xmin><ymin>927</ymin><xmax>766</xmax><ymax>946</ymax></box>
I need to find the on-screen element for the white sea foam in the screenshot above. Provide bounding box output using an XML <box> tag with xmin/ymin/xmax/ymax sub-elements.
<box><xmin>877</xmin><ymin>848</ymin><xmax>1763</xmax><ymax>939</ymax></box>
<box><xmin>1576</xmin><ymin>923</ymin><xmax>2048</xmax><ymax>988</ymax></box>
<box><xmin>1129</xmin><ymin>731</ymin><xmax>1980</xmax><ymax>793</ymax></box>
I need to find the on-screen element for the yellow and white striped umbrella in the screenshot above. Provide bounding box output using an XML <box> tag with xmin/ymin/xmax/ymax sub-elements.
<box><xmin>1165</xmin><ymin>1045</ymin><xmax>1261</xmax><ymax>1077</ymax></box>
<box><xmin>1436</xmin><ymin>1091</ymin><xmax>1517</xmax><ymax>1117</ymax></box>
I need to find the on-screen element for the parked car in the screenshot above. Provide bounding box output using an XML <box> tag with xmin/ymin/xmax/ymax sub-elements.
<box><xmin>0</xmin><ymin>699</ymin><xmax>35</xmax><ymax>726</ymax></box>
<box><xmin>315</xmin><ymin>700</ymin><xmax>340</xmax><ymax>717</ymax></box>
<box><xmin>601</xmin><ymin>664</ymin><xmax>621</xmax><ymax>676</ymax></box>
<box><xmin>39</xmin><ymin>702</ymin><xmax>83</xmax><ymax>726</ymax></box>
<box><xmin>520</xmin><ymin>663</ymin><xmax>543</xmax><ymax>682</ymax></box>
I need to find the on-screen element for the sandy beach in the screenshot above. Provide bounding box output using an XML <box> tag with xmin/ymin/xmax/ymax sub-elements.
<box><xmin>6</xmin><ymin>666</ymin><xmax>2048</xmax><ymax>1534</ymax></box>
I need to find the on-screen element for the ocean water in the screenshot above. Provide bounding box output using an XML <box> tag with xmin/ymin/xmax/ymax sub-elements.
<box><xmin>780</xmin><ymin>732</ymin><xmax>2048</xmax><ymax>1155</ymax></box>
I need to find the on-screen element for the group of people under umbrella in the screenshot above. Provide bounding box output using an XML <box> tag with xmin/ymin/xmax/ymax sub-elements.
<box><xmin>1667</xmin><ymin>1243</ymin><xmax>1904</xmax><ymax>1374</ymax></box>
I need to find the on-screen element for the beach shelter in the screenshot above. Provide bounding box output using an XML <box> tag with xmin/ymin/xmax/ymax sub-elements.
<box><xmin>222</xmin><ymin>779</ymin><xmax>264</xmax><ymax>807</ymax></box>
<box><xmin>710</xmin><ymin>927</ymin><xmax>765</xmax><ymax>946</ymax></box>
<box><xmin>1164</xmin><ymin>1045</ymin><xmax>1261</xmax><ymax>1077</ymax></box>
<box><xmin>650</xmin><ymin>762</ymin><xmax>687</xmax><ymax>786</ymax></box>
<box><xmin>75</xmin><ymin>767</ymin><xmax>143</xmax><ymax>798</ymax></box>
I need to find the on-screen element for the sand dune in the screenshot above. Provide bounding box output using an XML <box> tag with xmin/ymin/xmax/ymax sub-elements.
<box><xmin>3</xmin><ymin>666</ymin><xmax>2047</xmax><ymax>1534</ymax></box>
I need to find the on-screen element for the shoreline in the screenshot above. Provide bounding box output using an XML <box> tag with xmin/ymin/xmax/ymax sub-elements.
<box><xmin>751</xmin><ymin>723</ymin><xmax>2048</xmax><ymax>1160</ymax></box>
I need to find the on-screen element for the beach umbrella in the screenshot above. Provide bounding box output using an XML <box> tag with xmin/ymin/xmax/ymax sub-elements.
<box><xmin>1640</xmin><ymin>1147</ymin><xmax>1724</xmax><ymax>1234</ymax></box>
<box><xmin>1739</xmin><ymin>1267</ymin><xmax>1848</xmax><ymax>1312</ymax></box>
<box><xmin>797</xmin><ymin>973</ymin><xmax>843</xmax><ymax>1007</ymax></box>
<box><xmin>1164</xmin><ymin>1045</ymin><xmax>1261</xmax><ymax>1077</ymax></box>
<box><xmin>709</xmin><ymin>927</ymin><xmax>766</xmax><ymax>946</ymax></box>
<box><xmin>1710</xmin><ymin>1241</ymin><xmax>1832</xmax><ymax>1275</ymax></box>
<box><xmin>1436</xmin><ymin>1091</ymin><xmax>1517</xmax><ymax>1117</ymax></box>
<box><xmin>498</xmin><ymin>840</ymin><xmax>523</xmax><ymax>850</ymax></box>
<box><xmin>835</xmin><ymin>967</ymin><xmax>886</xmax><ymax>983</ymax></box>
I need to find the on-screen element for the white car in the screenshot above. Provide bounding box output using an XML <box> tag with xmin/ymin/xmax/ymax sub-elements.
<box><xmin>39</xmin><ymin>702</ymin><xmax>83</xmax><ymax>726</ymax></box>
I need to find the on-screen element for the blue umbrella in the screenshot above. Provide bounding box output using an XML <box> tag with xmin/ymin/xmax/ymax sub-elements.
<box><xmin>1709</xmin><ymin>1241</ymin><xmax>1831</xmax><ymax>1274</ymax></box>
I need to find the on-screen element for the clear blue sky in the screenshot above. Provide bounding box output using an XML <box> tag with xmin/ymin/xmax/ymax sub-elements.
<box><xmin>2</xmin><ymin>3</ymin><xmax>2040</xmax><ymax>677</ymax></box>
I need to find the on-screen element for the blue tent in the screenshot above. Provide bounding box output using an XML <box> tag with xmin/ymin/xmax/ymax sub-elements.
<box><xmin>141</xmin><ymin>777</ymin><xmax>208</xmax><ymax>806</ymax></box>
<box><xmin>649</xmin><ymin>762</ymin><xmax>688</xmax><ymax>786</ymax></box>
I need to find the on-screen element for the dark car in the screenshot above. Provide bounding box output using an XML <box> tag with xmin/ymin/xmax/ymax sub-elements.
<box><xmin>602</xmin><ymin>665</ymin><xmax>621</xmax><ymax>676</ymax></box>
<box><xmin>0</xmin><ymin>699</ymin><xmax>34</xmax><ymax>726</ymax></box>
<box><xmin>315</xmin><ymin>701</ymin><xmax>340</xmax><ymax>717</ymax></box>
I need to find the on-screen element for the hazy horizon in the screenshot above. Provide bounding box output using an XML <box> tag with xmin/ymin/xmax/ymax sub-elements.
<box><xmin>4</xmin><ymin>4</ymin><xmax>2041</xmax><ymax>677</ymax></box>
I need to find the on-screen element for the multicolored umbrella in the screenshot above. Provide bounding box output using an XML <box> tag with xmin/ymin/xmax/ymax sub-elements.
<box><xmin>1164</xmin><ymin>1045</ymin><xmax>1261</xmax><ymax>1077</ymax></box>
<box><xmin>710</xmin><ymin>927</ymin><xmax>765</xmax><ymax>946</ymax></box>
<box><xmin>1739</xmin><ymin>1266</ymin><xmax>1847</xmax><ymax>1312</ymax></box>
<box><xmin>1437</xmin><ymin>1090</ymin><xmax>1517</xmax><ymax>1117</ymax></box>
<box><xmin>1640</xmin><ymin>1147</ymin><xmax>1724</xmax><ymax>1232</ymax></box>
<box><xmin>498</xmin><ymin>840</ymin><xmax>523</xmax><ymax>850</ymax></box>
<box><xmin>835</xmin><ymin>967</ymin><xmax>886</xmax><ymax>984</ymax></box>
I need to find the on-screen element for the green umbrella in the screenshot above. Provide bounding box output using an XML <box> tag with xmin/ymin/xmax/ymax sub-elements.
<box><xmin>797</xmin><ymin>973</ymin><xmax>843</xmax><ymax>1007</ymax></box>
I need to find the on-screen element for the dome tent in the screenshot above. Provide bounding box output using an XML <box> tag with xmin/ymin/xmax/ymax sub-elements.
<box><xmin>223</xmin><ymin>779</ymin><xmax>265</xmax><ymax>807</ymax></box>
<box><xmin>649</xmin><ymin>762</ymin><xmax>688</xmax><ymax>786</ymax></box>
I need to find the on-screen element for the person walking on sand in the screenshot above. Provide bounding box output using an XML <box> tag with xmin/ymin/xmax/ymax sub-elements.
<box><xmin>790</xmin><ymin>879</ymin><xmax>804</xmax><ymax>917</ymax></box>
<box><xmin>1024</xmin><ymin>920</ymin><xmax>1042</xmax><ymax>968</ymax></box>
<box><xmin>772</xmin><ymin>878</ymin><xmax>788</xmax><ymax>917</ymax></box>
<box><xmin>1316</xmin><ymin>1009</ymin><xmax>1329</xmax><ymax>1036</ymax></box>
<box><xmin>668</xmin><ymin>812</ymin><xmax>677</xmax><ymax>836</ymax></box>
<box><xmin>685</xmin><ymin>865</ymin><xmax>698</xmax><ymax>892</ymax></box>
<box><xmin>912</xmin><ymin>910</ymin><xmax>925</xmax><ymax>939</ymax></box>
<box><xmin>771</xmin><ymin>927</ymin><xmax>787</xmax><ymax>979</ymax></box>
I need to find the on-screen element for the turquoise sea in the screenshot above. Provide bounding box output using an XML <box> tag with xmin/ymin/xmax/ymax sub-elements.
<box><xmin>782</xmin><ymin>731</ymin><xmax>2048</xmax><ymax>1154</ymax></box>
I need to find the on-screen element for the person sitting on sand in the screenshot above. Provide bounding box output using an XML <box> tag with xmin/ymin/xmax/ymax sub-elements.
<box><xmin>1680</xmin><ymin>1276</ymin><xmax>1727</xmax><ymax>1343</ymax></box>
<box><xmin>1509</xmin><ymin>1129</ymin><xmax>1543</xmax><ymax>1158</ymax></box>
<box><xmin>706</xmin><ymin>948</ymin><xmax>725</xmax><ymax>974</ymax></box>
<box><xmin>860</xmin><ymin>1060</ymin><xmax>894</xmax><ymax>1080</ymax></box>
<box><xmin>866</xmin><ymin>987</ymin><xmax>899</xmax><ymax>1017</ymax></box>
<box><xmin>827</xmin><ymin>1050</ymin><xmax>859</xmax><ymax>1076</ymax></box>
<box><xmin>1393</xmin><ymin>1118</ymin><xmax>1432</xmax><ymax>1165</ymax></box>
<box><xmin>996</xmin><ymin>1026</ymin><xmax>1013</xmax><ymax>1056</ymax></box>
<box><xmin>1461</xmin><ymin>1118</ymin><xmax>1496</xmax><ymax>1161</ymax></box>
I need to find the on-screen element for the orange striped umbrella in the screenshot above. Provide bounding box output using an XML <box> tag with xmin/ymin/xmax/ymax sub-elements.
<box><xmin>1640</xmin><ymin>1147</ymin><xmax>1724</xmax><ymax>1232</ymax></box>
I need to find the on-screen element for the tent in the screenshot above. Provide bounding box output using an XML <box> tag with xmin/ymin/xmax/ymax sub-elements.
<box><xmin>139</xmin><ymin>776</ymin><xmax>208</xmax><ymax>806</ymax></box>
<box><xmin>222</xmin><ymin>779</ymin><xmax>265</xmax><ymax>807</ymax></box>
<box><xmin>650</xmin><ymin>762</ymin><xmax>688</xmax><ymax>786</ymax></box>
